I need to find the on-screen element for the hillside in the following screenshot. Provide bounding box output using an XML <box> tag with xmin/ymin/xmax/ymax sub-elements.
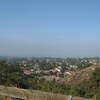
<box><xmin>64</xmin><ymin>65</ymin><xmax>99</xmax><ymax>84</ymax></box>
<box><xmin>0</xmin><ymin>85</ymin><xmax>93</xmax><ymax>100</ymax></box>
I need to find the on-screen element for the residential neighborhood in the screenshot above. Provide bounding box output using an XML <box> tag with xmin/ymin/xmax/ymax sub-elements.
<box><xmin>4</xmin><ymin>57</ymin><xmax>97</xmax><ymax>83</ymax></box>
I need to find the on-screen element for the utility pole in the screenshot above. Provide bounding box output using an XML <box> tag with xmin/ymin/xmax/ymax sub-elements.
<box><xmin>94</xmin><ymin>95</ymin><xmax>96</xmax><ymax>100</ymax></box>
<box><xmin>96</xmin><ymin>57</ymin><xmax>99</xmax><ymax>67</ymax></box>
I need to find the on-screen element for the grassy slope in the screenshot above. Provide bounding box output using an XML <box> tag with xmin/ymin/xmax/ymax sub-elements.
<box><xmin>0</xmin><ymin>85</ymin><xmax>93</xmax><ymax>100</ymax></box>
<box><xmin>65</xmin><ymin>65</ymin><xmax>99</xmax><ymax>84</ymax></box>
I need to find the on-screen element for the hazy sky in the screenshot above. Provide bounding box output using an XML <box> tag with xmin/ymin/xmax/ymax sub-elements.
<box><xmin>0</xmin><ymin>0</ymin><xmax>100</xmax><ymax>57</ymax></box>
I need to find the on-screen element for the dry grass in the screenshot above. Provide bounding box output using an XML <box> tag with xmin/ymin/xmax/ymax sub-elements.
<box><xmin>65</xmin><ymin>65</ymin><xmax>99</xmax><ymax>84</ymax></box>
<box><xmin>0</xmin><ymin>85</ymin><xmax>93</xmax><ymax>100</ymax></box>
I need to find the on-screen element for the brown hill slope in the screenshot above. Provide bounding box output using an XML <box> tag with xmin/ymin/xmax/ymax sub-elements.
<box><xmin>0</xmin><ymin>85</ymin><xmax>93</xmax><ymax>100</ymax></box>
<box><xmin>64</xmin><ymin>65</ymin><xmax>99</xmax><ymax>84</ymax></box>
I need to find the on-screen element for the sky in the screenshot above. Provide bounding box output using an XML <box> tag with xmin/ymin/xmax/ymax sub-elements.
<box><xmin>0</xmin><ymin>0</ymin><xmax>100</xmax><ymax>58</ymax></box>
